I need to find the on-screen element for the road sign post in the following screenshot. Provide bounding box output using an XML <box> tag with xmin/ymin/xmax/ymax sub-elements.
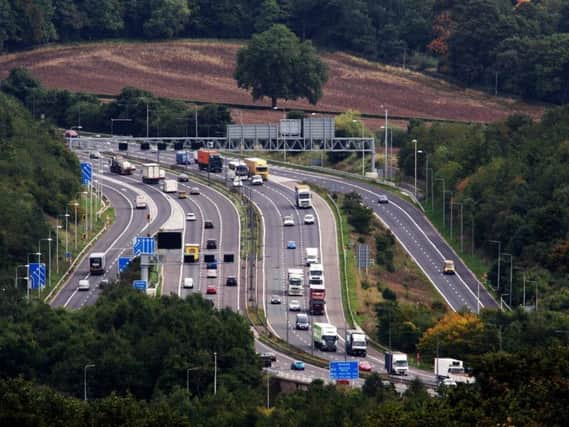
<box><xmin>28</xmin><ymin>263</ymin><xmax>46</xmax><ymax>290</ymax></box>
<box><xmin>329</xmin><ymin>360</ymin><xmax>359</xmax><ymax>382</ymax></box>
<box><xmin>133</xmin><ymin>280</ymin><xmax>147</xmax><ymax>292</ymax></box>
<box><xmin>80</xmin><ymin>162</ymin><xmax>93</xmax><ymax>185</ymax></box>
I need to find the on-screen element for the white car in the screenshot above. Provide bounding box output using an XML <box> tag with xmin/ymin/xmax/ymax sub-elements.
<box><xmin>78</xmin><ymin>279</ymin><xmax>90</xmax><ymax>291</ymax></box>
<box><xmin>232</xmin><ymin>177</ymin><xmax>243</xmax><ymax>187</ymax></box>
<box><xmin>186</xmin><ymin>212</ymin><xmax>196</xmax><ymax>221</ymax></box>
<box><xmin>251</xmin><ymin>175</ymin><xmax>263</xmax><ymax>185</ymax></box>
<box><xmin>283</xmin><ymin>215</ymin><xmax>295</xmax><ymax>227</ymax></box>
<box><xmin>288</xmin><ymin>300</ymin><xmax>301</xmax><ymax>311</ymax></box>
<box><xmin>304</xmin><ymin>214</ymin><xmax>315</xmax><ymax>224</ymax></box>
<box><xmin>183</xmin><ymin>277</ymin><xmax>194</xmax><ymax>289</ymax></box>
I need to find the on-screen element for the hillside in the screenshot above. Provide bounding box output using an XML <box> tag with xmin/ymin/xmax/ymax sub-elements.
<box><xmin>0</xmin><ymin>40</ymin><xmax>543</xmax><ymax>128</ymax></box>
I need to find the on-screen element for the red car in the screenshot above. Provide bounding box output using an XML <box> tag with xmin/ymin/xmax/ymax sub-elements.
<box><xmin>206</xmin><ymin>285</ymin><xmax>217</xmax><ymax>295</ymax></box>
<box><xmin>359</xmin><ymin>360</ymin><xmax>372</xmax><ymax>372</ymax></box>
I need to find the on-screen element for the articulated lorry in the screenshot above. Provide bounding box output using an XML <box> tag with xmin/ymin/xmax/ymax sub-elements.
<box><xmin>385</xmin><ymin>352</ymin><xmax>409</xmax><ymax>375</ymax></box>
<box><xmin>346</xmin><ymin>329</ymin><xmax>367</xmax><ymax>357</ymax></box>
<box><xmin>313</xmin><ymin>322</ymin><xmax>337</xmax><ymax>352</ymax></box>
<box><xmin>110</xmin><ymin>156</ymin><xmax>135</xmax><ymax>175</ymax></box>
<box><xmin>434</xmin><ymin>358</ymin><xmax>475</xmax><ymax>384</ymax></box>
<box><xmin>295</xmin><ymin>184</ymin><xmax>312</xmax><ymax>208</ymax></box>
<box><xmin>309</xmin><ymin>283</ymin><xmax>326</xmax><ymax>315</ymax></box>
<box><xmin>142</xmin><ymin>163</ymin><xmax>161</xmax><ymax>184</ymax></box>
<box><xmin>287</xmin><ymin>268</ymin><xmax>304</xmax><ymax>296</ymax></box>
<box><xmin>244</xmin><ymin>158</ymin><xmax>269</xmax><ymax>180</ymax></box>
<box><xmin>197</xmin><ymin>149</ymin><xmax>223</xmax><ymax>172</ymax></box>
<box><xmin>176</xmin><ymin>151</ymin><xmax>191</xmax><ymax>165</ymax></box>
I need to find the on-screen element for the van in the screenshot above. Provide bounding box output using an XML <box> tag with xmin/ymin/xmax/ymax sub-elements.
<box><xmin>443</xmin><ymin>260</ymin><xmax>456</xmax><ymax>274</ymax></box>
<box><xmin>183</xmin><ymin>277</ymin><xmax>194</xmax><ymax>289</ymax></box>
<box><xmin>78</xmin><ymin>279</ymin><xmax>90</xmax><ymax>291</ymax></box>
<box><xmin>296</xmin><ymin>313</ymin><xmax>309</xmax><ymax>330</ymax></box>
<box><xmin>135</xmin><ymin>195</ymin><xmax>147</xmax><ymax>209</ymax></box>
<box><xmin>206</xmin><ymin>269</ymin><xmax>217</xmax><ymax>279</ymax></box>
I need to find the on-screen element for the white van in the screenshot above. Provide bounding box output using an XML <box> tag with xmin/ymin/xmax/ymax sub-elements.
<box><xmin>183</xmin><ymin>277</ymin><xmax>194</xmax><ymax>289</ymax></box>
<box><xmin>135</xmin><ymin>195</ymin><xmax>147</xmax><ymax>209</ymax></box>
<box><xmin>206</xmin><ymin>269</ymin><xmax>217</xmax><ymax>279</ymax></box>
<box><xmin>78</xmin><ymin>279</ymin><xmax>90</xmax><ymax>291</ymax></box>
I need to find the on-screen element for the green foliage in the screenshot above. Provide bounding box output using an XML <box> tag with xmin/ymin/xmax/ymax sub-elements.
<box><xmin>375</xmin><ymin>230</ymin><xmax>395</xmax><ymax>272</ymax></box>
<box><xmin>234</xmin><ymin>24</ymin><xmax>328</xmax><ymax>107</ymax></box>
<box><xmin>341</xmin><ymin>191</ymin><xmax>373</xmax><ymax>234</ymax></box>
<box><xmin>382</xmin><ymin>287</ymin><xmax>397</xmax><ymax>301</ymax></box>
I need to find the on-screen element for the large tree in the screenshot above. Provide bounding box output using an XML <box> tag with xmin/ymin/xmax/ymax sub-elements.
<box><xmin>234</xmin><ymin>24</ymin><xmax>328</xmax><ymax>107</ymax></box>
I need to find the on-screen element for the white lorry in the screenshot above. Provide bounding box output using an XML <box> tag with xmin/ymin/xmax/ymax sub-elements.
<box><xmin>313</xmin><ymin>322</ymin><xmax>337</xmax><ymax>352</ymax></box>
<box><xmin>434</xmin><ymin>358</ymin><xmax>476</xmax><ymax>385</ymax></box>
<box><xmin>346</xmin><ymin>329</ymin><xmax>367</xmax><ymax>357</ymax></box>
<box><xmin>142</xmin><ymin>163</ymin><xmax>161</xmax><ymax>184</ymax></box>
<box><xmin>308</xmin><ymin>263</ymin><xmax>323</xmax><ymax>279</ymax></box>
<box><xmin>287</xmin><ymin>268</ymin><xmax>304</xmax><ymax>296</ymax></box>
<box><xmin>305</xmin><ymin>247</ymin><xmax>319</xmax><ymax>265</ymax></box>
<box><xmin>385</xmin><ymin>352</ymin><xmax>409</xmax><ymax>375</ymax></box>
<box><xmin>294</xmin><ymin>184</ymin><xmax>312</xmax><ymax>208</ymax></box>
<box><xmin>161</xmin><ymin>179</ymin><xmax>178</xmax><ymax>193</ymax></box>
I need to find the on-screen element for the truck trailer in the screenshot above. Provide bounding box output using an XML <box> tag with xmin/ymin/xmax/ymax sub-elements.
<box><xmin>313</xmin><ymin>322</ymin><xmax>337</xmax><ymax>352</ymax></box>
<box><xmin>197</xmin><ymin>149</ymin><xmax>223</xmax><ymax>172</ymax></box>
<box><xmin>434</xmin><ymin>358</ymin><xmax>476</xmax><ymax>384</ymax></box>
<box><xmin>309</xmin><ymin>283</ymin><xmax>326</xmax><ymax>315</ymax></box>
<box><xmin>110</xmin><ymin>156</ymin><xmax>135</xmax><ymax>175</ymax></box>
<box><xmin>176</xmin><ymin>150</ymin><xmax>190</xmax><ymax>165</ymax></box>
<box><xmin>385</xmin><ymin>352</ymin><xmax>409</xmax><ymax>376</ymax></box>
<box><xmin>142</xmin><ymin>163</ymin><xmax>161</xmax><ymax>184</ymax></box>
<box><xmin>287</xmin><ymin>268</ymin><xmax>304</xmax><ymax>296</ymax></box>
<box><xmin>244</xmin><ymin>158</ymin><xmax>269</xmax><ymax>180</ymax></box>
<box><xmin>294</xmin><ymin>184</ymin><xmax>312</xmax><ymax>208</ymax></box>
<box><xmin>161</xmin><ymin>179</ymin><xmax>178</xmax><ymax>193</ymax></box>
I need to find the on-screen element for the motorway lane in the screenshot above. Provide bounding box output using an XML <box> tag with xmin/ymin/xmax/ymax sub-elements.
<box><xmin>271</xmin><ymin>166</ymin><xmax>497</xmax><ymax>312</ymax></box>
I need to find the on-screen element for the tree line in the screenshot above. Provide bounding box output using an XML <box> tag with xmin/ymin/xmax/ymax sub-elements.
<box><xmin>1</xmin><ymin>1</ymin><xmax>568</xmax><ymax>104</ymax></box>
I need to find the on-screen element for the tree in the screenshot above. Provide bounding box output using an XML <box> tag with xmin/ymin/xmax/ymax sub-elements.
<box><xmin>254</xmin><ymin>0</ymin><xmax>281</xmax><ymax>33</ymax></box>
<box><xmin>143</xmin><ymin>0</ymin><xmax>190</xmax><ymax>39</ymax></box>
<box><xmin>234</xmin><ymin>24</ymin><xmax>328</xmax><ymax>107</ymax></box>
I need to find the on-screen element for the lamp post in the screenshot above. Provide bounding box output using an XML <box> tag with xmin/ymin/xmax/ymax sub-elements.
<box><xmin>55</xmin><ymin>217</ymin><xmax>65</xmax><ymax>273</ymax></box>
<box><xmin>383</xmin><ymin>108</ymin><xmax>388</xmax><ymax>181</ymax></box>
<box><xmin>380</xmin><ymin>126</ymin><xmax>393</xmax><ymax>179</ymax></box>
<box><xmin>489</xmin><ymin>240</ymin><xmax>502</xmax><ymax>291</ymax></box>
<box><xmin>64</xmin><ymin>211</ymin><xmax>70</xmax><ymax>263</ymax></box>
<box><xmin>83</xmin><ymin>364</ymin><xmax>95</xmax><ymax>401</ymax></box>
<box><xmin>413</xmin><ymin>139</ymin><xmax>419</xmax><ymax>196</ymax></box>
<box><xmin>502</xmin><ymin>253</ymin><xmax>513</xmax><ymax>306</ymax></box>
<box><xmin>71</xmin><ymin>200</ymin><xmax>80</xmax><ymax>250</ymax></box>
<box><xmin>186</xmin><ymin>367</ymin><xmax>200</xmax><ymax>394</ymax></box>
<box><xmin>213</xmin><ymin>352</ymin><xmax>217</xmax><ymax>395</ymax></box>
<box><xmin>435</xmin><ymin>178</ymin><xmax>446</xmax><ymax>227</ymax></box>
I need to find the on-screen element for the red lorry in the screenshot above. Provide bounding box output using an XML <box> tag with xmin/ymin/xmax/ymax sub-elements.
<box><xmin>197</xmin><ymin>149</ymin><xmax>223</xmax><ymax>172</ymax></box>
<box><xmin>309</xmin><ymin>284</ymin><xmax>326</xmax><ymax>315</ymax></box>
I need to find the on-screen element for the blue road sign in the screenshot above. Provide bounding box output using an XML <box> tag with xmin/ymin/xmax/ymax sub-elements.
<box><xmin>329</xmin><ymin>361</ymin><xmax>359</xmax><ymax>381</ymax></box>
<box><xmin>28</xmin><ymin>263</ymin><xmax>46</xmax><ymax>289</ymax></box>
<box><xmin>80</xmin><ymin>162</ymin><xmax>93</xmax><ymax>185</ymax></box>
<box><xmin>118</xmin><ymin>257</ymin><xmax>131</xmax><ymax>273</ymax></box>
<box><xmin>133</xmin><ymin>236</ymin><xmax>155</xmax><ymax>256</ymax></box>
<box><xmin>133</xmin><ymin>280</ymin><xmax>147</xmax><ymax>291</ymax></box>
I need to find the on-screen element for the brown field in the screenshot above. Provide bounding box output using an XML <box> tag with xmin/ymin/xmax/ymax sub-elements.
<box><xmin>0</xmin><ymin>40</ymin><xmax>544</xmax><ymax>129</ymax></box>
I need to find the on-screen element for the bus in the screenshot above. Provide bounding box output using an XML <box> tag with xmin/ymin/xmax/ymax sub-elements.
<box><xmin>89</xmin><ymin>252</ymin><xmax>106</xmax><ymax>275</ymax></box>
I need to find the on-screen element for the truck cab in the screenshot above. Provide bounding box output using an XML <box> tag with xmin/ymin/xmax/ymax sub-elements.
<box><xmin>443</xmin><ymin>260</ymin><xmax>456</xmax><ymax>274</ymax></box>
<box><xmin>346</xmin><ymin>329</ymin><xmax>367</xmax><ymax>357</ymax></box>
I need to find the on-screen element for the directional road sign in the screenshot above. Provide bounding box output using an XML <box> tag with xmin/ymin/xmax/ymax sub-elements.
<box><xmin>329</xmin><ymin>360</ymin><xmax>359</xmax><ymax>381</ymax></box>
<box><xmin>118</xmin><ymin>257</ymin><xmax>131</xmax><ymax>273</ymax></box>
<box><xmin>28</xmin><ymin>263</ymin><xmax>46</xmax><ymax>289</ymax></box>
<box><xmin>133</xmin><ymin>236</ymin><xmax>155</xmax><ymax>256</ymax></box>
<box><xmin>133</xmin><ymin>280</ymin><xmax>147</xmax><ymax>291</ymax></box>
<box><xmin>80</xmin><ymin>162</ymin><xmax>93</xmax><ymax>185</ymax></box>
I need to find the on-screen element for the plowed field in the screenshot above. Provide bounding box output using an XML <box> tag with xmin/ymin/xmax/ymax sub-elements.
<box><xmin>0</xmin><ymin>40</ymin><xmax>543</xmax><ymax>127</ymax></box>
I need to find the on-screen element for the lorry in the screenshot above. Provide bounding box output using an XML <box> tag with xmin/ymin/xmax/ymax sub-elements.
<box><xmin>313</xmin><ymin>322</ymin><xmax>337</xmax><ymax>352</ymax></box>
<box><xmin>161</xmin><ymin>179</ymin><xmax>178</xmax><ymax>193</ymax></box>
<box><xmin>308</xmin><ymin>263</ymin><xmax>323</xmax><ymax>279</ymax></box>
<box><xmin>305</xmin><ymin>247</ymin><xmax>319</xmax><ymax>265</ymax></box>
<box><xmin>142</xmin><ymin>163</ymin><xmax>161</xmax><ymax>184</ymax></box>
<box><xmin>244</xmin><ymin>158</ymin><xmax>269</xmax><ymax>180</ymax></box>
<box><xmin>89</xmin><ymin>252</ymin><xmax>106</xmax><ymax>275</ymax></box>
<box><xmin>183</xmin><ymin>244</ymin><xmax>200</xmax><ymax>263</ymax></box>
<box><xmin>295</xmin><ymin>184</ymin><xmax>312</xmax><ymax>208</ymax></box>
<box><xmin>110</xmin><ymin>156</ymin><xmax>135</xmax><ymax>175</ymax></box>
<box><xmin>197</xmin><ymin>149</ymin><xmax>223</xmax><ymax>172</ymax></box>
<box><xmin>287</xmin><ymin>268</ymin><xmax>304</xmax><ymax>296</ymax></box>
<box><xmin>443</xmin><ymin>260</ymin><xmax>456</xmax><ymax>274</ymax></box>
<box><xmin>385</xmin><ymin>352</ymin><xmax>409</xmax><ymax>376</ymax></box>
<box><xmin>309</xmin><ymin>283</ymin><xmax>326</xmax><ymax>315</ymax></box>
<box><xmin>434</xmin><ymin>358</ymin><xmax>476</xmax><ymax>384</ymax></box>
<box><xmin>176</xmin><ymin>150</ymin><xmax>191</xmax><ymax>165</ymax></box>
<box><xmin>346</xmin><ymin>329</ymin><xmax>367</xmax><ymax>357</ymax></box>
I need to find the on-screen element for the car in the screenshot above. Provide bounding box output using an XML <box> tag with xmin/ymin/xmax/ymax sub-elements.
<box><xmin>261</xmin><ymin>352</ymin><xmax>277</xmax><ymax>362</ymax></box>
<box><xmin>206</xmin><ymin>239</ymin><xmax>217</xmax><ymax>250</ymax></box>
<box><xmin>183</xmin><ymin>277</ymin><xmax>194</xmax><ymax>289</ymax></box>
<box><xmin>206</xmin><ymin>269</ymin><xmax>217</xmax><ymax>279</ymax></box>
<box><xmin>283</xmin><ymin>215</ymin><xmax>295</xmax><ymax>226</ymax></box>
<box><xmin>78</xmin><ymin>279</ymin><xmax>90</xmax><ymax>291</ymax></box>
<box><xmin>226</xmin><ymin>276</ymin><xmax>237</xmax><ymax>287</ymax></box>
<box><xmin>260</xmin><ymin>353</ymin><xmax>276</xmax><ymax>367</ymax></box>
<box><xmin>270</xmin><ymin>295</ymin><xmax>281</xmax><ymax>304</ymax></box>
<box><xmin>89</xmin><ymin>151</ymin><xmax>101</xmax><ymax>159</ymax></box>
<box><xmin>178</xmin><ymin>173</ymin><xmax>189</xmax><ymax>182</ymax></box>
<box><xmin>359</xmin><ymin>360</ymin><xmax>372</xmax><ymax>372</ymax></box>
<box><xmin>178</xmin><ymin>191</ymin><xmax>188</xmax><ymax>199</ymax></box>
<box><xmin>290</xmin><ymin>360</ymin><xmax>305</xmax><ymax>371</ymax></box>
<box><xmin>150</xmin><ymin>146</ymin><xmax>158</xmax><ymax>153</ymax></box>
<box><xmin>251</xmin><ymin>175</ymin><xmax>263</xmax><ymax>185</ymax></box>
<box><xmin>98</xmin><ymin>279</ymin><xmax>110</xmax><ymax>289</ymax></box>
<box><xmin>232</xmin><ymin>177</ymin><xmax>243</xmax><ymax>187</ymax></box>
<box><xmin>186</xmin><ymin>212</ymin><xmax>196</xmax><ymax>221</ymax></box>
<box><xmin>295</xmin><ymin>313</ymin><xmax>309</xmax><ymax>330</ymax></box>
<box><xmin>304</xmin><ymin>214</ymin><xmax>315</xmax><ymax>224</ymax></box>
<box><xmin>206</xmin><ymin>285</ymin><xmax>217</xmax><ymax>295</ymax></box>
<box><xmin>440</xmin><ymin>378</ymin><xmax>457</xmax><ymax>387</ymax></box>
<box><xmin>289</xmin><ymin>300</ymin><xmax>301</xmax><ymax>311</ymax></box>
<box><xmin>190</xmin><ymin>187</ymin><xmax>200</xmax><ymax>195</ymax></box>
<box><xmin>204</xmin><ymin>220</ymin><xmax>214</xmax><ymax>229</ymax></box>
<box><xmin>443</xmin><ymin>260</ymin><xmax>456</xmax><ymax>274</ymax></box>
<box><xmin>287</xmin><ymin>241</ymin><xmax>297</xmax><ymax>249</ymax></box>
<box><xmin>206</xmin><ymin>261</ymin><xmax>218</xmax><ymax>270</ymax></box>
<box><xmin>378</xmin><ymin>195</ymin><xmax>389</xmax><ymax>204</ymax></box>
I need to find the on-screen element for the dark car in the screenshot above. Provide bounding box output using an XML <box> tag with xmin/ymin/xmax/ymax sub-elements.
<box><xmin>260</xmin><ymin>352</ymin><xmax>276</xmax><ymax>367</ymax></box>
<box><xmin>206</xmin><ymin>261</ymin><xmax>218</xmax><ymax>270</ymax></box>
<box><xmin>378</xmin><ymin>195</ymin><xmax>389</xmax><ymax>204</ymax></box>
<box><xmin>206</xmin><ymin>239</ymin><xmax>217</xmax><ymax>250</ymax></box>
<box><xmin>98</xmin><ymin>279</ymin><xmax>110</xmax><ymax>289</ymax></box>
<box><xmin>204</xmin><ymin>220</ymin><xmax>214</xmax><ymax>229</ymax></box>
<box><xmin>226</xmin><ymin>276</ymin><xmax>237</xmax><ymax>287</ymax></box>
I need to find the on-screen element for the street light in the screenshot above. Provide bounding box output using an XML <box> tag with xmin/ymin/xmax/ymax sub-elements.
<box><xmin>488</xmin><ymin>240</ymin><xmax>502</xmax><ymax>291</ymax></box>
<box><xmin>502</xmin><ymin>253</ymin><xmax>513</xmax><ymax>306</ymax></box>
<box><xmin>186</xmin><ymin>367</ymin><xmax>201</xmax><ymax>394</ymax></box>
<box><xmin>84</xmin><ymin>364</ymin><xmax>95</xmax><ymax>401</ymax></box>
<box><xmin>71</xmin><ymin>200</ymin><xmax>80</xmax><ymax>250</ymax></box>
<box><xmin>213</xmin><ymin>352</ymin><xmax>218</xmax><ymax>395</ymax></box>
<box><xmin>413</xmin><ymin>139</ymin><xmax>419</xmax><ymax>196</ymax></box>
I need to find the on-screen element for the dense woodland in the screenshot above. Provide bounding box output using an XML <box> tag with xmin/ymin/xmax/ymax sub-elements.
<box><xmin>0</xmin><ymin>90</ymin><xmax>80</xmax><ymax>287</ymax></box>
<box><xmin>1</xmin><ymin>0</ymin><xmax>568</xmax><ymax>103</ymax></box>
<box><xmin>399</xmin><ymin>107</ymin><xmax>569</xmax><ymax>316</ymax></box>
